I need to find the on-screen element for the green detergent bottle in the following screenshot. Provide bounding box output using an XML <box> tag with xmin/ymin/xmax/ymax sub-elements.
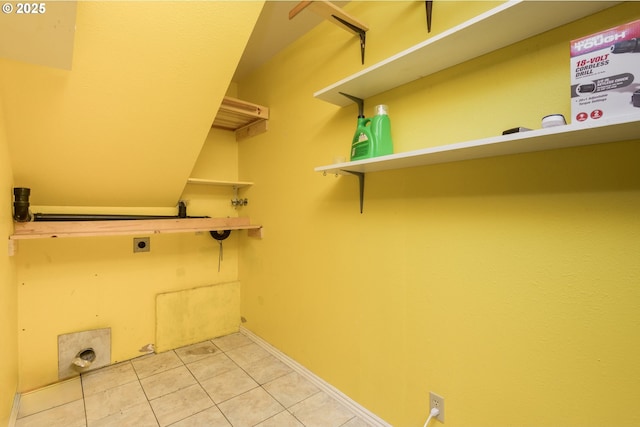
<box><xmin>341</xmin><ymin>92</ymin><xmax>394</xmax><ymax>161</ymax></box>
<box><xmin>350</xmin><ymin>115</ymin><xmax>374</xmax><ymax>161</ymax></box>
<box><xmin>370</xmin><ymin>104</ymin><xmax>393</xmax><ymax>157</ymax></box>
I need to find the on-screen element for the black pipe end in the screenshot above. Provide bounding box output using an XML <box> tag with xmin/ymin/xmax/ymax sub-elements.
<box><xmin>13</xmin><ymin>187</ymin><xmax>32</xmax><ymax>222</ymax></box>
<box><xmin>14</xmin><ymin>187</ymin><xmax>30</xmax><ymax>199</ymax></box>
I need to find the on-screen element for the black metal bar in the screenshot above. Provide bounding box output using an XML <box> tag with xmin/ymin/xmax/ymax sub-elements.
<box><xmin>32</xmin><ymin>213</ymin><xmax>208</xmax><ymax>222</ymax></box>
<box><xmin>12</xmin><ymin>188</ymin><xmax>201</xmax><ymax>222</ymax></box>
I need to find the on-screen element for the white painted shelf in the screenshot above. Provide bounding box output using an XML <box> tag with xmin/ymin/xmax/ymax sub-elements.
<box><xmin>315</xmin><ymin>115</ymin><xmax>640</xmax><ymax>175</ymax></box>
<box><xmin>186</xmin><ymin>178</ymin><xmax>253</xmax><ymax>209</ymax></box>
<box><xmin>314</xmin><ymin>0</ymin><xmax>621</xmax><ymax>106</ymax></box>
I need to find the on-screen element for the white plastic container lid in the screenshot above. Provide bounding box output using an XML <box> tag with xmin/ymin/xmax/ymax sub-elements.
<box><xmin>541</xmin><ymin>114</ymin><xmax>566</xmax><ymax>128</ymax></box>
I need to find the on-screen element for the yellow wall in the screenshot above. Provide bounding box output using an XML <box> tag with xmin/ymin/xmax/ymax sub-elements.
<box><xmin>13</xmin><ymin>123</ymin><xmax>245</xmax><ymax>392</ymax></box>
<box><xmin>0</xmin><ymin>81</ymin><xmax>18</xmax><ymax>427</ymax></box>
<box><xmin>237</xmin><ymin>2</ymin><xmax>640</xmax><ymax>426</ymax></box>
<box><xmin>6</xmin><ymin>2</ymin><xmax>263</xmax><ymax>393</ymax></box>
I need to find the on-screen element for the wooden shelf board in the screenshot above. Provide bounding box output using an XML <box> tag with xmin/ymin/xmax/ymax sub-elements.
<box><xmin>10</xmin><ymin>217</ymin><xmax>261</xmax><ymax>240</ymax></box>
<box><xmin>212</xmin><ymin>96</ymin><xmax>269</xmax><ymax>131</ymax></box>
<box><xmin>235</xmin><ymin>119</ymin><xmax>268</xmax><ymax>142</ymax></box>
<box><xmin>289</xmin><ymin>1</ymin><xmax>369</xmax><ymax>35</ymax></box>
<box><xmin>315</xmin><ymin>115</ymin><xmax>640</xmax><ymax>175</ymax></box>
<box><xmin>186</xmin><ymin>178</ymin><xmax>253</xmax><ymax>188</ymax></box>
<box><xmin>314</xmin><ymin>1</ymin><xmax>621</xmax><ymax>106</ymax></box>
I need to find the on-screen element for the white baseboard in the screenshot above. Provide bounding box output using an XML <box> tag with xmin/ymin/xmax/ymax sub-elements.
<box><xmin>8</xmin><ymin>393</ymin><xmax>20</xmax><ymax>427</ymax></box>
<box><xmin>239</xmin><ymin>326</ymin><xmax>392</xmax><ymax>427</ymax></box>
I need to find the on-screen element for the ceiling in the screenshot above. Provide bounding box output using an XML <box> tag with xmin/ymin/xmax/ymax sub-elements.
<box><xmin>233</xmin><ymin>1</ymin><xmax>348</xmax><ymax>82</ymax></box>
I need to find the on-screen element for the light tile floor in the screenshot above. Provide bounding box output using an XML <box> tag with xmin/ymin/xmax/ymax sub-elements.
<box><xmin>15</xmin><ymin>333</ymin><xmax>373</xmax><ymax>427</ymax></box>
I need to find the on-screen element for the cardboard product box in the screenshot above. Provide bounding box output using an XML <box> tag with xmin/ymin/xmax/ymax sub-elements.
<box><xmin>570</xmin><ymin>19</ymin><xmax>640</xmax><ymax>124</ymax></box>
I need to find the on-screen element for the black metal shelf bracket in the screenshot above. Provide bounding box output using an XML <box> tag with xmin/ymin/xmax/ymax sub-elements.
<box><xmin>344</xmin><ymin>170</ymin><xmax>365</xmax><ymax>213</ymax></box>
<box><xmin>332</xmin><ymin>14</ymin><xmax>367</xmax><ymax>64</ymax></box>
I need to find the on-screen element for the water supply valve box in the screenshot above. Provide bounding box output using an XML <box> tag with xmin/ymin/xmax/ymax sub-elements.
<box><xmin>570</xmin><ymin>18</ymin><xmax>640</xmax><ymax>124</ymax></box>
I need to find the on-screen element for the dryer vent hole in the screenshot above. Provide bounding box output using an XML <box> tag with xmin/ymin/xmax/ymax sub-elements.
<box><xmin>76</xmin><ymin>348</ymin><xmax>96</xmax><ymax>363</ymax></box>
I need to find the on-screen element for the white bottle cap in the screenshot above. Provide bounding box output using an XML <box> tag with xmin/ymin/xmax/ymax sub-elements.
<box><xmin>375</xmin><ymin>104</ymin><xmax>388</xmax><ymax>115</ymax></box>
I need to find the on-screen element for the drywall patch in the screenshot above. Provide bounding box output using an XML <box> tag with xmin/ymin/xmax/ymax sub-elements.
<box><xmin>156</xmin><ymin>282</ymin><xmax>240</xmax><ymax>352</ymax></box>
<box><xmin>58</xmin><ymin>328</ymin><xmax>111</xmax><ymax>380</ymax></box>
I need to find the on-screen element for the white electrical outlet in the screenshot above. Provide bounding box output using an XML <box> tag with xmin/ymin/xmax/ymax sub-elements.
<box><xmin>429</xmin><ymin>391</ymin><xmax>445</xmax><ymax>423</ymax></box>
